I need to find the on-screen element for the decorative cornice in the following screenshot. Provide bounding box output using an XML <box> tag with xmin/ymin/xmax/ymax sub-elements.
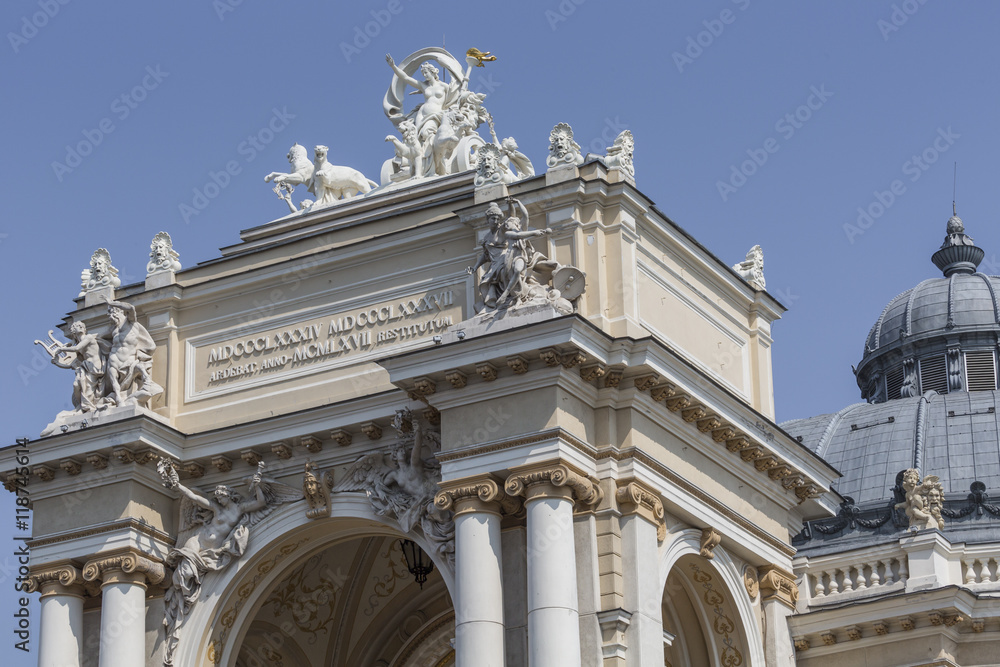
<box><xmin>615</xmin><ymin>479</ymin><xmax>666</xmax><ymax>541</ymax></box>
<box><xmin>505</xmin><ymin>462</ymin><xmax>603</xmax><ymax>507</ymax></box>
<box><xmin>596</xmin><ymin>446</ymin><xmax>797</xmax><ymax>558</ymax></box>
<box><xmin>82</xmin><ymin>549</ymin><xmax>165</xmax><ymax>587</ymax></box>
<box><xmin>758</xmin><ymin>564</ymin><xmax>798</xmax><ymax>609</ymax></box>
<box><xmin>27</xmin><ymin>518</ymin><xmax>175</xmax><ymax>549</ymax></box>
<box><xmin>435</xmin><ymin>475</ymin><xmax>520</xmax><ymax>516</ymax></box>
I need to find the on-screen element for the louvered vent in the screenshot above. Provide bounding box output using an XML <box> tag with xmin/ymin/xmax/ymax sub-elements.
<box><xmin>919</xmin><ymin>355</ymin><xmax>948</xmax><ymax>394</ymax></box>
<box><xmin>885</xmin><ymin>365</ymin><xmax>905</xmax><ymax>400</ymax></box>
<box><xmin>966</xmin><ymin>350</ymin><xmax>998</xmax><ymax>392</ymax></box>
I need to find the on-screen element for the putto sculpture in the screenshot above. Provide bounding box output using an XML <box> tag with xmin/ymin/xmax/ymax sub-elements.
<box><xmin>83</xmin><ymin>248</ymin><xmax>121</xmax><ymax>293</ymax></box>
<box><xmin>36</xmin><ymin>299</ymin><xmax>164</xmax><ymax>436</ymax></box>
<box><xmin>895</xmin><ymin>468</ymin><xmax>945</xmax><ymax>531</ymax></box>
<box><xmin>604</xmin><ymin>129</ymin><xmax>635</xmax><ymax>179</ymax></box>
<box><xmin>467</xmin><ymin>197</ymin><xmax>585</xmax><ymax>315</ymax></box>
<box><xmin>146</xmin><ymin>231</ymin><xmax>181</xmax><ymax>276</ymax></box>
<box><xmin>332</xmin><ymin>409</ymin><xmax>455</xmax><ymax>566</ymax></box>
<box><xmin>546</xmin><ymin>122</ymin><xmax>585</xmax><ymax>168</ymax></box>
<box><xmin>157</xmin><ymin>460</ymin><xmax>302</xmax><ymax>666</ymax></box>
<box><xmin>732</xmin><ymin>245</ymin><xmax>766</xmax><ymax>290</ymax></box>
<box><xmin>264</xmin><ymin>143</ymin><xmax>377</xmax><ymax>213</ymax></box>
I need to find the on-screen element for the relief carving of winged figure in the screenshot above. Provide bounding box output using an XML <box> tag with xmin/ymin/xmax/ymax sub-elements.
<box><xmin>332</xmin><ymin>409</ymin><xmax>454</xmax><ymax>566</ymax></box>
<box><xmin>157</xmin><ymin>460</ymin><xmax>302</xmax><ymax>666</ymax></box>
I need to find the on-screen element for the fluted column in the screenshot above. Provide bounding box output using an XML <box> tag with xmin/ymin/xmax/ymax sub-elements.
<box><xmin>83</xmin><ymin>550</ymin><xmax>165</xmax><ymax>667</ymax></box>
<box><xmin>616</xmin><ymin>480</ymin><xmax>667</xmax><ymax>667</ymax></box>
<box><xmin>436</xmin><ymin>475</ymin><xmax>517</xmax><ymax>667</ymax></box>
<box><xmin>28</xmin><ymin>563</ymin><xmax>87</xmax><ymax>667</ymax></box>
<box><xmin>506</xmin><ymin>463</ymin><xmax>603</xmax><ymax>667</ymax></box>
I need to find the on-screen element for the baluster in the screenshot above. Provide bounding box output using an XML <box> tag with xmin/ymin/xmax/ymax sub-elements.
<box><xmin>855</xmin><ymin>564</ymin><xmax>868</xmax><ymax>590</ymax></box>
<box><xmin>990</xmin><ymin>558</ymin><xmax>1000</xmax><ymax>582</ymax></box>
<box><xmin>965</xmin><ymin>559</ymin><xmax>978</xmax><ymax>584</ymax></box>
<box><xmin>842</xmin><ymin>566</ymin><xmax>854</xmax><ymax>591</ymax></box>
<box><xmin>813</xmin><ymin>572</ymin><xmax>826</xmax><ymax>598</ymax></box>
<box><xmin>828</xmin><ymin>568</ymin><xmax>840</xmax><ymax>594</ymax></box>
<box><xmin>870</xmin><ymin>560</ymin><xmax>882</xmax><ymax>587</ymax></box>
<box><xmin>897</xmin><ymin>557</ymin><xmax>908</xmax><ymax>585</ymax></box>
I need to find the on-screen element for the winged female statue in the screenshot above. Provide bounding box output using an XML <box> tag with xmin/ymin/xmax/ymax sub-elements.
<box><xmin>332</xmin><ymin>409</ymin><xmax>454</xmax><ymax>566</ymax></box>
<box><xmin>157</xmin><ymin>460</ymin><xmax>301</xmax><ymax>666</ymax></box>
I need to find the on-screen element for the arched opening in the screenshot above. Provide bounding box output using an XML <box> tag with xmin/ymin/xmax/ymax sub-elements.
<box><xmin>173</xmin><ymin>494</ymin><xmax>456</xmax><ymax>667</ymax></box>
<box><xmin>661</xmin><ymin>553</ymin><xmax>754</xmax><ymax>667</ymax></box>
<box><xmin>234</xmin><ymin>535</ymin><xmax>453</xmax><ymax>666</ymax></box>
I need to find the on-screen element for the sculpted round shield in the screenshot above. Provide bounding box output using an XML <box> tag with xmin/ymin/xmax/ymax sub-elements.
<box><xmin>552</xmin><ymin>266</ymin><xmax>586</xmax><ymax>301</ymax></box>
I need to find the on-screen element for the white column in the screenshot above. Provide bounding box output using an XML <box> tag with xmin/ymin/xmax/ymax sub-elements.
<box><xmin>436</xmin><ymin>477</ymin><xmax>508</xmax><ymax>667</ymax></box>
<box><xmin>758</xmin><ymin>566</ymin><xmax>799</xmax><ymax>667</ymax></box>
<box><xmin>98</xmin><ymin>571</ymin><xmax>148</xmax><ymax>667</ymax></box>
<box><xmin>83</xmin><ymin>551</ymin><xmax>164</xmax><ymax>667</ymax></box>
<box><xmin>31</xmin><ymin>566</ymin><xmax>85</xmax><ymax>667</ymax></box>
<box><xmin>525</xmin><ymin>485</ymin><xmax>582</xmax><ymax>667</ymax></box>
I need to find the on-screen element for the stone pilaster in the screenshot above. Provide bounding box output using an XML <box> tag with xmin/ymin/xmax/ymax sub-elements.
<box><xmin>758</xmin><ymin>565</ymin><xmax>799</xmax><ymax>666</ymax></box>
<box><xmin>83</xmin><ymin>550</ymin><xmax>165</xmax><ymax>667</ymax></box>
<box><xmin>615</xmin><ymin>480</ymin><xmax>666</xmax><ymax>667</ymax></box>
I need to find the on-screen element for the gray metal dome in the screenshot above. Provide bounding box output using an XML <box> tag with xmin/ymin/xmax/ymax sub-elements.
<box><xmin>854</xmin><ymin>215</ymin><xmax>1000</xmax><ymax>403</ymax></box>
<box><xmin>782</xmin><ymin>390</ymin><xmax>1000</xmax><ymax>504</ymax></box>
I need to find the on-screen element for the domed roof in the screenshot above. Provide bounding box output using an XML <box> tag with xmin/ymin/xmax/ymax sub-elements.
<box><xmin>782</xmin><ymin>390</ymin><xmax>1000</xmax><ymax>505</ymax></box>
<box><xmin>854</xmin><ymin>213</ymin><xmax>1000</xmax><ymax>403</ymax></box>
<box><xmin>861</xmin><ymin>272</ymin><xmax>1000</xmax><ymax>357</ymax></box>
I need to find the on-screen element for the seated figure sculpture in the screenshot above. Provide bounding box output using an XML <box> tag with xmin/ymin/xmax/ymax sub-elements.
<box><xmin>468</xmin><ymin>198</ymin><xmax>585</xmax><ymax>315</ymax></box>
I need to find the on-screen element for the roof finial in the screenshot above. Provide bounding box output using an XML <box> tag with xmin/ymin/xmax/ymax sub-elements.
<box><xmin>953</xmin><ymin>162</ymin><xmax>957</xmax><ymax>217</ymax></box>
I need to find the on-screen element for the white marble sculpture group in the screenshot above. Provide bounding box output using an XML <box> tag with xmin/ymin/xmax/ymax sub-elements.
<box><xmin>262</xmin><ymin>45</ymin><xmax>636</xmax><ymax>214</ymax></box>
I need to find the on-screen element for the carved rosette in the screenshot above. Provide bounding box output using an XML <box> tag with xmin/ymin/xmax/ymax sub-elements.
<box><xmin>505</xmin><ymin>463</ymin><xmax>603</xmax><ymax>508</ymax></box>
<box><xmin>615</xmin><ymin>480</ymin><xmax>666</xmax><ymax>541</ymax></box>
<box><xmin>82</xmin><ymin>550</ymin><xmax>165</xmax><ymax>588</ymax></box>
<box><xmin>757</xmin><ymin>565</ymin><xmax>799</xmax><ymax>609</ymax></box>
<box><xmin>743</xmin><ymin>565</ymin><xmax>760</xmax><ymax>600</ymax></box>
<box><xmin>26</xmin><ymin>564</ymin><xmax>86</xmax><ymax>598</ymax></box>
<box><xmin>435</xmin><ymin>475</ymin><xmax>520</xmax><ymax>516</ymax></box>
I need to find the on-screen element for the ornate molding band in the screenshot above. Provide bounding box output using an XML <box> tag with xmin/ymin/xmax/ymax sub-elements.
<box><xmin>434</xmin><ymin>427</ymin><xmax>596</xmax><ymax>464</ymax></box>
<box><xmin>82</xmin><ymin>549</ymin><xmax>166</xmax><ymax>587</ymax></box>
<box><xmin>435</xmin><ymin>475</ymin><xmax>520</xmax><ymax>516</ymax></box>
<box><xmin>758</xmin><ymin>564</ymin><xmax>798</xmax><ymax>609</ymax></box>
<box><xmin>615</xmin><ymin>479</ymin><xmax>666</xmax><ymax>541</ymax></box>
<box><xmin>505</xmin><ymin>463</ymin><xmax>603</xmax><ymax>507</ymax></box>
<box><xmin>27</xmin><ymin>518</ymin><xmax>175</xmax><ymax>549</ymax></box>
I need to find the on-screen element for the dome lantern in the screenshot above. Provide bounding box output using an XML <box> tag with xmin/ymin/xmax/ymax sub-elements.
<box><xmin>931</xmin><ymin>210</ymin><xmax>985</xmax><ymax>277</ymax></box>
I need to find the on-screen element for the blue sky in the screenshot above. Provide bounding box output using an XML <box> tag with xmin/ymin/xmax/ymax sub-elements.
<box><xmin>3</xmin><ymin>1</ymin><xmax>1000</xmax><ymax>662</ymax></box>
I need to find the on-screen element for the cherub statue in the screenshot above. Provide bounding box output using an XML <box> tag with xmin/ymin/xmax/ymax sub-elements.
<box><xmin>157</xmin><ymin>460</ymin><xmax>301</xmax><ymax>666</ymax></box>
<box><xmin>732</xmin><ymin>245</ymin><xmax>766</xmax><ymax>290</ymax></box>
<box><xmin>546</xmin><ymin>122</ymin><xmax>584</xmax><ymax>168</ymax></box>
<box><xmin>385</xmin><ymin>119</ymin><xmax>426</xmax><ymax>180</ymax></box>
<box><xmin>894</xmin><ymin>468</ymin><xmax>945</xmax><ymax>531</ymax></box>
<box><xmin>332</xmin><ymin>409</ymin><xmax>454</xmax><ymax>565</ymax></box>
<box><xmin>500</xmin><ymin>137</ymin><xmax>535</xmax><ymax>180</ymax></box>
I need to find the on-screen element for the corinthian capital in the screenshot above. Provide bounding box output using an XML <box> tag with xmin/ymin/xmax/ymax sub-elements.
<box><xmin>83</xmin><ymin>549</ymin><xmax>165</xmax><ymax>587</ymax></box>
<box><xmin>615</xmin><ymin>479</ymin><xmax>666</xmax><ymax>541</ymax></box>
<box><xmin>435</xmin><ymin>475</ymin><xmax>520</xmax><ymax>515</ymax></box>
<box><xmin>505</xmin><ymin>463</ymin><xmax>603</xmax><ymax>507</ymax></box>
<box><xmin>26</xmin><ymin>563</ymin><xmax>85</xmax><ymax>597</ymax></box>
